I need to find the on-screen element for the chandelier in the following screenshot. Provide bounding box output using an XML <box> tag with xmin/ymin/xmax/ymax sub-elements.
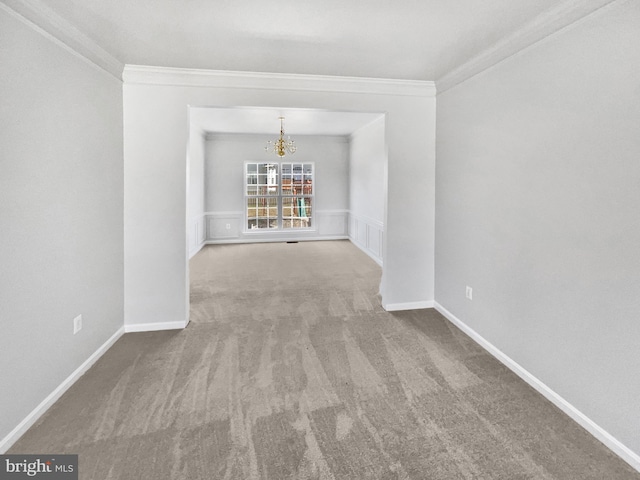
<box><xmin>265</xmin><ymin>117</ymin><xmax>296</xmax><ymax>157</ymax></box>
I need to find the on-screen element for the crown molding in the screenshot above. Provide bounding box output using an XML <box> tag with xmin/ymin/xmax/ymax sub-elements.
<box><xmin>123</xmin><ymin>65</ymin><xmax>436</xmax><ymax>97</ymax></box>
<box><xmin>436</xmin><ymin>0</ymin><xmax>619</xmax><ymax>93</ymax></box>
<box><xmin>1</xmin><ymin>0</ymin><xmax>124</xmax><ymax>80</ymax></box>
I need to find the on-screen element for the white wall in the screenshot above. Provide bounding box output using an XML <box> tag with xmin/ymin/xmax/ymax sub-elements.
<box><xmin>0</xmin><ymin>7</ymin><xmax>123</xmax><ymax>448</ymax></box>
<box><xmin>187</xmin><ymin>127</ymin><xmax>206</xmax><ymax>257</ymax></box>
<box><xmin>435</xmin><ymin>0</ymin><xmax>640</xmax><ymax>463</ymax></box>
<box><xmin>349</xmin><ymin>116</ymin><xmax>386</xmax><ymax>264</ymax></box>
<box><xmin>123</xmin><ymin>68</ymin><xmax>436</xmax><ymax>326</ymax></box>
<box><xmin>202</xmin><ymin>133</ymin><xmax>349</xmax><ymax>243</ymax></box>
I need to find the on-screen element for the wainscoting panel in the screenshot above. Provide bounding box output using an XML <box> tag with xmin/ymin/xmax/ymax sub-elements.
<box><xmin>349</xmin><ymin>212</ymin><xmax>384</xmax><ymax>266</ymax></box>
<box><xmin>368</xmin><ymin>225</ymin><xmax>383</xmax><ymax>259</ymax></box>
<box><xmin>188</xmin><ymin>214</ymin><xmax>205</xmax><ymax>258</ymax></box>
<box><xmin>316</xmin><ymin>210</ymin><xmax>348</xmax><ymax>236</ymax></box>
<box><xmin>207</xmin><ymin>212</ymin><xmax>243</xmax><ymax>240</ymax></box>
<box><xmin>203</xmin><ymin>210</ymin><xmax>348</xmax><ymax>244</ymax></box>
<box><xmin>196</xmin><ymin>211</ymin><xmax>380</xmax><ymax>261</ymax></box>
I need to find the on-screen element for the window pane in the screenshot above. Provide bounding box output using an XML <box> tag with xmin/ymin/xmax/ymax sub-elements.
<box><xmin>281</xmin><ymin>163</ymin><xmax>291</xmax><ymax>195</ymax></box>
<box><xmin>298</xmin><ymin>197</ymin><xmax>309</xmax><ymax>218</ymax></box>
<box><xmin>247</xmin><ymin>163</ymin><xmax>277</xmax><ymax>194</ymax></box>
<box><xmin>293</xmin><ymin>164</ymin><xmax>302</xmax><ymax>182</ymax></box>
<box><xmin>248</xmin><ymin>197</ymin><xmax>277</xmax><ymax>229</ymax></box>
<box><xmin>303</xmin><ymin>199</ymin><xmax>312</xmax><ymax>217</ymax></box>
<box><xmin>282</xmin><ymin>178</ymin><xmax>292</xmax><ymax>194</ymax></box>
<box><xmin>266</xmin><ymin>164</ymin><xmax>278</xmax><ymax>188</ymax></box>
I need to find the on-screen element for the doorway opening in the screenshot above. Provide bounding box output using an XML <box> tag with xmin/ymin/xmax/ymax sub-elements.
<box><xmin>185</xmin><ymin>106</ymin><xmax>388</xmax><ymax>319</ymax></box>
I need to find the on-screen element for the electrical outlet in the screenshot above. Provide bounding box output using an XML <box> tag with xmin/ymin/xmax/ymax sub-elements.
<box><xmin>73</xmin><ymin>314</ymin><xmax>82</xmax><ymax>334</ymax></box>
<box><xmin>225</xmin><ymin>223</ymin><xmax>231</xmax><ymax>230</ymax></box>
<box><xmin>466</xmin><ymin>286</ymin><xmax>473</xmax><ymax>300</ymax></box>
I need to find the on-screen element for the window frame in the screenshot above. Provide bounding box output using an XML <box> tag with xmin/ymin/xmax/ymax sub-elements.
<box><xmin>244</xmin><ymin>161</ymin><xmax>315</xmax><ymax>233</ymax></box>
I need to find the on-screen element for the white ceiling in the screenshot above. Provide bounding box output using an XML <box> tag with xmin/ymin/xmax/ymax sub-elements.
<box><xmin>39</xmin><ymin>0</ymin><xmax>565</xmax><ymax>81</ymax></box>
<box><xmin>25</xmin><ymin>0</ymin><xmax>607</xmax><ymax>135</ymax></box>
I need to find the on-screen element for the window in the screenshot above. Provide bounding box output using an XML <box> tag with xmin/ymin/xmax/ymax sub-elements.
<box><xmin>245</xmin><ymin>162</ymin><xmax>314</xmax><ymax>231</ymax></box>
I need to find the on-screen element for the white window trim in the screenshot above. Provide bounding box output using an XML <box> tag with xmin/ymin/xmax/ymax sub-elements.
<box><xmin>244</xmin><ymin>161</ymin><xmax>315</xmax><ymax>233</ymax></box>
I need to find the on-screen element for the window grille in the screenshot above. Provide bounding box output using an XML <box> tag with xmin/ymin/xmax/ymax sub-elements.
<box><xmin>245</xmin><ymin>162</ymin><xmax>314</xmax><ymax>231</ymax></box>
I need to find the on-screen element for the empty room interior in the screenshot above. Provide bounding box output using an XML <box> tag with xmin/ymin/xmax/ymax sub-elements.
<box><xmin>1</xmin><ymin>0</ymin><xmax>639</xmax><ymax>478</ymax></box>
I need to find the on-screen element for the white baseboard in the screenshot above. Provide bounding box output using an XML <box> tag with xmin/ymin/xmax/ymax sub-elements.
<box><xmin>383</xmin><ymin>300</ymin><xmax>434</xmax><ymax>312</ymax></box>
<box><xmin>434</xmin><ymin>302</ymin><xmax>640</xmax><ymax>474</ymax></box>
<box><xmin>124</xmin><ymin>319</ymin><xmax>189</xmax><ymax>333</ymax></box>
<box><xmin>204</xmin><ymin>236</ymin><xmax>348</xmax><ymax>245</ymax></box>
<box><xmin>349</xmin><ymin>238</ymin><xmax>383</xmax><ymax>267</ymax></box>
<box><xmin>0</xmin><ymin>326</ymin><xmax>125</xmax><ymax>454</ymax></box>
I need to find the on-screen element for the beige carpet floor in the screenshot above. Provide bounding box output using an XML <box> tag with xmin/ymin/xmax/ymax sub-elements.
<box><xmin>10</xmin><ymin>240</ymin><xmax>640</xmax><ymax>479</ymax></box>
